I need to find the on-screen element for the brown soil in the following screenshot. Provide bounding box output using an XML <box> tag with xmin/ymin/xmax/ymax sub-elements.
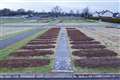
<box><xmin>0</xmin><ymin>59</ymin><xmax>50</xmax><ymax>68</ymax></box>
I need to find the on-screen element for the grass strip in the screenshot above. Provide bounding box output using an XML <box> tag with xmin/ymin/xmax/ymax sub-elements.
<box><xmin>75</xmin><ymin>66</ymin><xmax>120</xmax><ymax>73</ymax></box>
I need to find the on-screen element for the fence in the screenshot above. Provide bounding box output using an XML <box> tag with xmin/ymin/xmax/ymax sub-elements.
<box><xmin>0</xmin><ymin>73</ymin><xmax>120</xmax><ymax>79</ymax></box>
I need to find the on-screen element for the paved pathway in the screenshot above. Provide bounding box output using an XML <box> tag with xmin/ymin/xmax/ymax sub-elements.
<box><xmin>0</xmin><ymin>29</ymin><xmax>40</xmax><ymax>49</ymax></box>
<box><xmin>54</xmin><ymin>27</ymin><xmax>72</xmax><ymax>71</ymax></box>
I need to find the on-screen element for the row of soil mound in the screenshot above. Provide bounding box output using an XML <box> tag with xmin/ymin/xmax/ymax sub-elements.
<box><xmin>0</xmin><ymin>28</ymin><xmax>60</xmax><ymax>68</ymax></box>
<box><xmin>66</xmin><ymin>28</ymin><xmax>119</xmax><ymax>68</ymax></box>
<box><xmin>0</xmin><ymin>59</ymin><xmax>50</xmax><ymax>68</ymax></box>
<box><xmin>11</xmin><ymin>28</ymin><xmax>60</xmax><ymax>57</ymax></box>
<box><xmin>10</xmin><ymin>50</ymin><xmax>54</xmax><ymax>57</ymax></box>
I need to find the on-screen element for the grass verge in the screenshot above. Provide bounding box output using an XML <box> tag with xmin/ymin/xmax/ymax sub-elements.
<box><xmin>75</xmin><ymin>66</ymin><xmax>120</xmax><ymax>73</ymax></box>
<box><xmin>62</xmin><ymin>19</ymin><xmax>97</xmax><ymax>23</ymax></box>
<box><xmin>73</xmin><ymin>62</ymin><xmax>120</xmax><ymax>73</ymax></box>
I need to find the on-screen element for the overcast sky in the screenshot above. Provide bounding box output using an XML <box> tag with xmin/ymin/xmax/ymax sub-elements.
<box><xmin>0</xmin><ymin>0</ymin><xmax>119</xmax><ymax>13</ymax></box>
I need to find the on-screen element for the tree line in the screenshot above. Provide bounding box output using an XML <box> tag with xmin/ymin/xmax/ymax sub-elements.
<box><xmin>0</xmin><ymin>6</ymin><xmax>93</xmax><ymax>18</ymax></box>
<box><xmin>0</xmin><ymin>6</ymin><xmax>119</xmax><ymax>18</ymax></box>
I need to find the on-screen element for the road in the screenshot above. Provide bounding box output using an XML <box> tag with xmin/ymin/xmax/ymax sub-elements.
<box><xmin>0</xmin><ymin>29</ymin><xmax>40</xmax><ymax>49</ymax></box>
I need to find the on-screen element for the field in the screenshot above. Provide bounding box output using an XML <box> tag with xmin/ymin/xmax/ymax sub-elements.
<box><xmin>0</xmin><ymin>17</ymin><xmax>120</xmax><ymax>73</ymax></box>
<box><xmin>66</xmin><ymin>28</ymin><xmax>120</xmax><ymax>73</ymax></box>
<box><xmin>0</xmin><ymin>17</ymin><xmax>60</xmax><ymax>25</ymax></box>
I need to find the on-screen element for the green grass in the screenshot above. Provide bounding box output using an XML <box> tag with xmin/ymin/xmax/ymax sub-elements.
<box><xmin>0</xmin><ymin>29</ymin><xmax>47</xmax><ymax>60</ymax></box>
<box><xmin>0</xmin><ymin>17</ymin><xmax>57</xmax><ymax>24</ymax></box>
<box><xmin>74</xmin><ymin>65</ymin><xmax>120</xmax><ymax>73</ymax></box>
<box><xmin>0</xmin><ymin>17</ymin><xmax>98</xmax><ymax>24</ymax></box>
<box><xmin>0</xmin><ymin>18</ymin><xmax>41</xmax><ymax>24</ymax></box>
<box><xmin>61</xmin><ymin>19</ymin><xmax>97</xmax><ymax>23</ymax></box>
<box><xmin>48</xmin><ymin>19</ymin><xmax>60</xmax><ymax>25</ymax></box>
<box><xmin>0</xmin><ymin>18</ymin><xmax>27</xmax><ymax>24</ymax></box>
<box><xmin>0</xmin><ymin>18</ymin><xmax>37</xmax><ymax>24</ymax></box>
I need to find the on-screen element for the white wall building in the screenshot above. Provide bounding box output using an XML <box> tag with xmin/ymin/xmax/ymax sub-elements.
<box><xmin>102</xmin><ymin>12</ymin><xmax>113</xmax><ymax>17</ymax></box>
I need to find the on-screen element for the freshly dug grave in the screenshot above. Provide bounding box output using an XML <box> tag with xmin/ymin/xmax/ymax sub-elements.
<box><xmin>0</xmin><ymin>59</ymin><xmax>50</xmax><ymax>68</ymax></box>
<box><xmin>10</xmin><ymin>50</ymin><xmax>54</xmax><ymax>57</ymax></box>
<box><xmin>71</xmin><ymin>45</ymin><xmax>106</xmax><ymax>49</ymax></box>
<box><xmin>72</xmin><ymin>49</ymin><xmax>118</xmax><ymax>57</ymax></box>
<box><xmin>22</xmin><ymin>45</ymin><xmax>55</xmax><ymax>49</ymax></box>
<box><xmin>70</xmin><ymin>41</ymin><xmax>100</xmax><ymax>44</ymax></box>
<box><xmin>74</xmin><ymin>57</ymin><xmax>120</xmax><ymax>68</ymax></box>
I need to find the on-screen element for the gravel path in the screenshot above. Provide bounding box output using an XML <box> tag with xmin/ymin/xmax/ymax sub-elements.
<box><xmin>54</xmin><ymin>27</ymin><xmax>72</xmax><ymax>71</ymax></box>
<box><xmin>0</xmin><ymin>29</ymin><xmax>40</xmax><ymax>49</ymax></box>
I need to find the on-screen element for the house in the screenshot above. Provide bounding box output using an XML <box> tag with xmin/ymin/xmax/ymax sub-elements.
<box><xmin>116</xmin><ymin>13</ymin><xmax>120</xmax><ymax>18</ymax></box>
<box><xmin>102</xmin><ymin>11</ymin><xmax>113</xmax><ymax>17</ymax></box>
<box><xmin>93</xmin><ymin>10</ymin><xmax>114</xmax><ymax>18</ymax></box>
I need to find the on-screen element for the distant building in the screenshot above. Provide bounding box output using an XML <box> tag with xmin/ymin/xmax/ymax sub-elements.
<box><xmin>116</xmin><ymin>13</ymin><xmax>120</xmax><ymax>18</ymax></box>
<box><xmin>93</xmin><ymin>11</ymin><xmax>103</xmax><ymax>17</ymax></box>
<box><xmin>102</xmin><ymin>11</ymin><xmax>113</xmax><ymax>17</ymax></box>
<box><xmin>93</xmin><ymin>10</ymin><xmax>116</xmax><ymax>18</ymax></box>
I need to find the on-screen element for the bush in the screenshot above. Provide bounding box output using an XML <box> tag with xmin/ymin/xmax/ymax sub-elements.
<box><xmin>89</xmin><ymin>17</ymin><xmax>120</xmax><ymax>23</ymax></box>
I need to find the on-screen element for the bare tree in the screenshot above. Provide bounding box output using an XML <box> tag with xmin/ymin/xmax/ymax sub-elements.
<box><xmin>76</xmin><ymin>10</ymin><xmax>80</xmax><ymax>15</ymax></box>
<box><xmin>81</xmin><ymin>7</ymin><xmax>92</xmax><ymax>18</ymax></box>
<box><xmin>69</xmin><ymin>10</ymin><xmax>74</xmax><ymax>15</ymax></box>
<box><xmin>51</xmin><ymin>6</ymin><xmax>62</xmax><ymax>17</ymax></box>
<box><xmin>52</xmin><ymin>6</ymin><xmax>62</xmax><ymax>13</ymax></box>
